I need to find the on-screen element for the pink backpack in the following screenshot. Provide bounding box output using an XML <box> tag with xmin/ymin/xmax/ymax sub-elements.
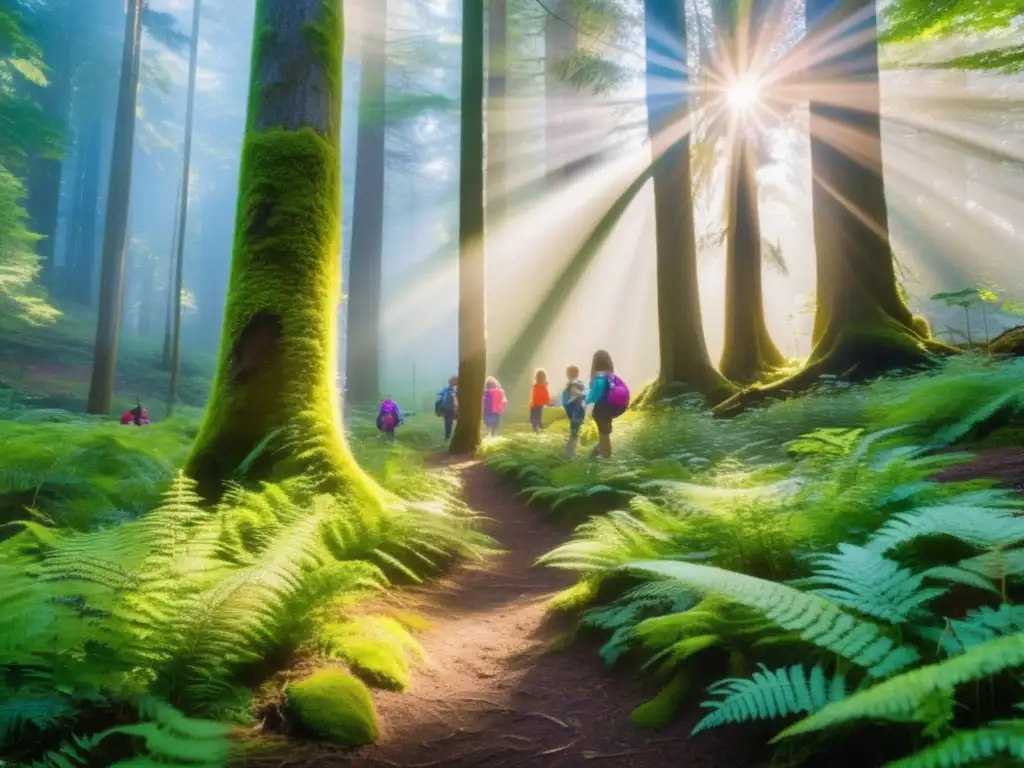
<box><xmin>604</xmin><ymin>374</ymin><xmax>630</xmax><ymax>417</ymax></box>
<box><xmin>487</xmin><ymin>388</ymin><xmax>506</xmax><ymax>415</ymax></box>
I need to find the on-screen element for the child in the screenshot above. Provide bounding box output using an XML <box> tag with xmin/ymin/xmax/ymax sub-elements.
<box><xmin>562</xmin><ymin>365</ymin><xmax>587</xmax><ymax>457</ymax></box>
<box><xmin>376</xmin><ymin>398</ymin><xmax>403</xmax><ymax>439</ymax></box>
<box><xmin>435</xmin><ymin>376</ymin><xmax>459</xmax><ymax>442</ymax></box>
<box><xmin>585</xmin><ymin>349</ymin><xmax>630</xmax><ymax>459</ymax></box>
<box><xmin>528</xmin><ymin>368</ymin><xmax>551</xmax><ymax>432</ymax></box>
<box><xmin>482</xmin><ymin>376</ymin><xmax>507</xmax><ymax>436</ymax></box>
<box><xmin>120</xmin><ymin>400</ymin><xmax>150</xmax><ymax>426</ymax></box>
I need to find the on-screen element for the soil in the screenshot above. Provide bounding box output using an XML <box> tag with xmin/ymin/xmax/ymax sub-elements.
<box><xmin>935</xmin><ymin>445</ymin><xmax>1024</xmax><ymax>492</ymax></box>
<box><xmin>241</xmin><ymin>458</ymin><xmax>762</xmax><ymax>768</ymax></box>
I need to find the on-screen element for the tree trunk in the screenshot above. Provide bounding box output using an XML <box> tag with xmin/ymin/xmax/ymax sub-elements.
<box><xmin>184</xmin><ymin>0</ymin><xmax>364</xmax><ymax>498</ymax></box>
<box><xmin>25</xmin><ymin>23</ymin><xmax>74</xmax><ymax>290</ymax></box>
<box><xmin>74</xmin><ymin>118</ymin><xmax>102</xmax><ymax>307</ymax></box>
<box><xmin>716</xmin><ymin>0</ymin><xmax>784</xmax><ymax>383</ymax></box>
<box><xmin>167</xmin><ymin>0</ymin><xmax>202</xmax><ymax>415</ymax></box>
<box><xmin>343</xmin><ymin>2</ymin><xmax>387</xmax><ymax>409</ymax></box>
<box><xmin>63</xmin><ymin>125</ymin><xmax>88</xmax><ymax>302</ymax></box>
<box><xmin>487</xmin><ymin>0</ymin><xmax>508</xmax><ymax>225</ymax></box>
<box><xmin>137</xmin><ymin>255</ymin><xmax>154</xmax><ymax>336</ymax></box>
<box><xmin>448</xmin><ymin>0</ymin><xmax>487</xmax><ymax>455</ymax></box>
<box><xmin>644</xmin><ymin>0</ymin><xmax>734</xmax><ymax>403</ymax></box>
<box><xmin>162</xmin><ymin>168</ymin><xmax>183</xmax><ymax>370</ymax></box>
<box><xmin>544</xmin><ymin>0</ymin><xmax>577</xmax><ymax>187</ymax></box>
<box><xmin>86</xmin><ymin>0</ymin><xmax>144</xmax><ymax>415</ymax></box>
<box><xmin>713</xmin><ymin>0</ymin><xmax>949</xmax><ymax>416</ymax></box>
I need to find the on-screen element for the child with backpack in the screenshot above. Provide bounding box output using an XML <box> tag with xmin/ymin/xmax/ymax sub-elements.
<box><xmin>562</xmin><ymin>365</ymin><xmax>587</xmax><ymax>457</ymax></box>
<box><xmin>528</xmin><ymin>368</ymin><xmax>551</xmax><ymax>432</ymax></box>
<box><xmin>435</xmin><ymin>376</ymin><xmax>459</xmax><ymax>442</ymax></box>
<box><xmin>376</xmin><ymin>398</ymin><xmax>403</xmax><ymax>438</ymax></box>
<box><xmin>482</xmin><ymin>376</ymin><xmax>507</xmax><ymax>436</ymax></box>
<box><xmin>585</xmin><ymin>349</ymin><xmax>629</xmax><ymax>459</ymax></box>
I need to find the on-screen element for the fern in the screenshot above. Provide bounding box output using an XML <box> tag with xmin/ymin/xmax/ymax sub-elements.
<box><xmin>625</xmin><ymin>560</ymin><xmax>921</xmax><ymax>678</ymax></box>
<box><xmin>881</xmin><ymin>721</ymin><xmax>1024</xmax><ymax>767</ymax></box>
<box><xmin>775</xmin><ymin>633</ymin><xmax>1024</xmax><ymax>742</ymax></box>
<box><xmin>794</xmin><ymin>544</ymin><xmax>947</xmax><ymax>624</ymax></box>
<box><xmin>921</xmin><ymin>605</ymin><xmax>1024</xmax><ymax>656</ymax></box>
<box><xmin>692</xmin><ymin>663</ymin><xmax>848</xmax><ymax>734</ymax></box>
<box><xmin>866</xmin><ymin>504</ymin><xmax>1024</xmax><ymax>555</ymax></box>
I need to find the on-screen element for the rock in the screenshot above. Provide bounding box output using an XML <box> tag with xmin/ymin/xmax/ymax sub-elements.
<box><xmin>286</xmin><ymin>667</ymin><xmax>378</xmax><ymax>745</ymax></box>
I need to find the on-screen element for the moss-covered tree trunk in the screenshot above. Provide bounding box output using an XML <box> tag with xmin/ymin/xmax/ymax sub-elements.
<box><xmin>716</xmin><ymin>0</ymin><xmax>784</xmax><ymax>383</ymax></box>
<box><xmin>86</xmin><ymin>0</ymin><xmax>143</xmax><ymax>415</ymax></box>
<box><xmin>185</xmin><ymin>0</ymin><xmax>362</xmax><ymax>496</ymax></box>
<box><xmin>344</xmin><ymin>1</ymin><xmax>387</xmax><ymax>408</ymax></box>
<box><xmin>644</xmin><ymin>0</ymin><xmax>734</xmax><ymax>404</ymax></box>
<box><xmin>448</xmin><ymin>0</ymin><xmax>486</xmax><ymax>455</ymax></box>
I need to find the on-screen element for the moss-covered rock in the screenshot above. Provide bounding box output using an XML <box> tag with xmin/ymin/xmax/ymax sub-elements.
<box><xmin>321</xmin><ymin>616</ymin><xmax>425</xmax><ymax>691</ymax></box>
<box><xmin>286</xmin><ymin>668</ymin><xmax>378</xmax><ymax>745</ymax></box>
<box><xmin>989</xmin><ymin>325</ymin><xmax>1024</xmax><ymax>357</ymax></box>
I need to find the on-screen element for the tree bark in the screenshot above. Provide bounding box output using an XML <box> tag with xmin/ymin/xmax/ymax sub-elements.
<box><xmin>74</xmin><ymin>118</ymin><xmax>102</xmax><ymax>307</ymax></box>
<box><xmin>645</xmin><ymin>0</ymin><xmax>734</xmax><ymax>403</ymax></box>
<box><xmin>343</xmin><ymin>1</ymin><xmax>387</xmax><ymax>409</ymax></box>
<box><xmin>184</xmin><ymin>0</ymin><xmax>366</xmax><ymax>498</ymax></box>
<box><xmin>448</xmin><ymin>0</ymin><xmax>487</xmax><ymax>455</ymax></box>
<box><xmin>167</xmin><ymin>0</ymin><xmax>202</xmax><ymax>415</ymax></box>
<box><xmin>716</xmin><ymin>0</ymin><xmax>784</xmax><ymax>383</ymax></box>
<box><xmin>86</xmin><ymin>0</ymin><xmax>144</xmax><ymax>415</ymax></box>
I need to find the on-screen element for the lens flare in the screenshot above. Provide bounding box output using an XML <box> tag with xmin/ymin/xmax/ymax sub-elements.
<box><xmin>728</xmin><ymin>75</ymin><xmax>761</xmax><ymax>110</ymax></box>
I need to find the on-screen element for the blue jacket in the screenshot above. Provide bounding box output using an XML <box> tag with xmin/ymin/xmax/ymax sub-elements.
<box><xmin>586</xmin><ymin>372</ymin><xmax>611</xmax><ymax>405</ymax></box>
<box><xmin>563</xmin><ymin>379</ymin><xmax>586</xmax><ymax>424</ymax></box>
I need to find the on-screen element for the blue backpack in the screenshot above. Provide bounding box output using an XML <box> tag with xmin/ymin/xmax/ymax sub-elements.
<box><xmin>435</xmin><ymin>387</ymin><xmax>456</xmax><ymax>417</ymax></box>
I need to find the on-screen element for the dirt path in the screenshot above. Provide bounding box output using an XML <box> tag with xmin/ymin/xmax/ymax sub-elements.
<box><xmin>261</xmin><ymin>458</ymin><xmax>756</xmax><ymax>768</ymax></box>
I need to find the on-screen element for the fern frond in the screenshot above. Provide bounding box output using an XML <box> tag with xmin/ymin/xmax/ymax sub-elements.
<box><xmin>625</xmin><ymin>560</ymin><xmax>920</xmax><ymax>678</ymax></box>
<box><xmin>692</xmin><ymin>663</ymin><xmax>847</xmax><ymax>734</ymax></box>
<box><xmin>867</xmin><ymin>505</ymin><xmax>1024</xmax><ymax>555</ymax></box>
<box><xmin>882</xmin><ymin>720</ymin><xmax>1024</xmax><ymax>767</ymax></box>
<box><xmin>775</xmin><ymin>633</ymin><xmax>1024</xmax><ymax>742</ymax></box>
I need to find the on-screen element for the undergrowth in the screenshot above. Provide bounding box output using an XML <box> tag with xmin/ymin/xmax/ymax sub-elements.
<box><xmin>488</xmin><ymin>356</ymin><xmax>1024</xmax><ymax>766</ymax></box>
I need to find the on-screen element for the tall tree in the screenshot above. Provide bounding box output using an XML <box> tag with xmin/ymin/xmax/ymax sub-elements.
<box><xmin>448</xmin><ymin>0</ymin><xmax>487</xmax><ymax>454</ymax></box>
<box><xmin>715</xmin><ymin>0</ymin><xmax>785</xmax><ymax>383</ymax></box>
<box><xmin>714</xmin><ymin>0</ymin><xmax>947</xmax><ymax>414</ymax></box>
<box><xmin>644</xmin><ymin>0</ymin><xmax>734</xmax><ymax>402</ymax></box>
<box><xmin>344</xmin><ymin>0</ymin><xmax>387</xmax><ymax>409</ymax></box>
<box><xmin>167</xmin><ymin>0</ymin><xmax>202</xmax><ymax>415</ymax></box>
<box><xmin>544</xmin><ymin>0</ymin><xmax>577</xmax><ymax>185</ymax></box>
<box><xmin>185</xmin><ymin>0</ymin><xmax>364</xmax><ymax>497</ymax></box>
<box><xmin>86</xmin><ymin>0</ymin><xmax>144</xmax><ymax>415</ymax></box>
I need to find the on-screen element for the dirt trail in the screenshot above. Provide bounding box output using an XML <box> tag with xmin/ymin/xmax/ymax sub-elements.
<box><xmin>265</xmin><ymin>458</ymin><xmax>755</xmax><ymax>768</ymax></box>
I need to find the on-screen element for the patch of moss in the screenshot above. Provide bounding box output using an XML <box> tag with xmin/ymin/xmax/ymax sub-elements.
<box><xmin>286</xmin><ymin>668</ymin><xmax>378</xmax><ymax>745</ymax></box>
<box><xmin>548</xmin><ymin>577</ymin><xmax>602</xmax><ymax>613</ymax></box>
<box><xmin>989</xmin><ymin>325</ymin><xmax>1024</xmax><ymax>357</ymax></box>
<box><xmin>629</xmin><ymin>669</ymin><xmax>692</xmax><ymax>729</ymax></box>
<box><xmin>321</xmin><ymin>615</ymin><xmax>425</xmax><ymax>691</ymax></box>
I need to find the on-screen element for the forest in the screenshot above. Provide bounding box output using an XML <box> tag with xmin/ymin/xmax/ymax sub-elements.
<box><xmin>1</xmin><ymin>0</ymin><xmax>1023</xmax><ymax>765</ymax></box>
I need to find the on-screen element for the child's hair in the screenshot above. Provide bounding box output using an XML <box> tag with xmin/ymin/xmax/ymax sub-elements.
<box><xmin>448</xmin><ymin>375</ymin><xmax>458</xmax><ymax>386</ymax></box>
<box><xmin>590</xmin><ymin>349</ymin><xmax>614</xmax><ymax>379</ymax></box>
<box><xmin>534</xmin><ymin>368</ymin><xmax>547</xmax><ymax>384</ymax></box>
<box><xmin>566</xmin><ymin>365</ymin><xmax>579</xmax><ymax>379</ymax></box>
<box><xmin>484</xmin><ymin>376</ymin><xmax>499</xmax><ymax>390</ymax></box>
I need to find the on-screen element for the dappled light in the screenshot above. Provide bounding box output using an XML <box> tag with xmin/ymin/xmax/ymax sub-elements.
<box><xmin>2</xmin><ymin>0</ymin><xmax>1024</xmax><ymax>765</ymax></box>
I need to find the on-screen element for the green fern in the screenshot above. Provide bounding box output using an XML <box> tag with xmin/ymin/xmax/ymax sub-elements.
<box><xmin>625</xmin><ymin>560</ymin><xmax>921</xmax><ymax>678</ymax></box>
<box><xmin>774</xmin><ymin>633</ymin><xmax>1024</xmax><ymax>742</ymax></box>
<box><xmin>692</xmin><ymin>663</ymin><xmax>848</xmax><ymax>734</ymax></box>
<box><xmin>920</xmin><ymin>605</ymin><xmax>1024</xmax><ymax>656</ymax></box>
<box><xmin>866</xmin><ymin>503</ymin><xmax>1024</xmax><ymax>555</ymax></box>
<box><xmin>882</xmin><ymin>721</ymin><xmax>1024</xmax><ymax>767</ymax></box>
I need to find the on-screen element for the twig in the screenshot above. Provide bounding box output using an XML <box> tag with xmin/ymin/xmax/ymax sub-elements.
<box><xmin>539</xmin><ymin>739</ymin><xmax>578</xmax><ymax>755</ymax></box>
<box><xmin>583</xmin><ymin>748</ymin><xmax>656</xmax><ymax>760</ymax></box>
<box><xmin>515</xmin><ymin>711</ymin><xmax>572</xmax><ymax>730</ymax></box>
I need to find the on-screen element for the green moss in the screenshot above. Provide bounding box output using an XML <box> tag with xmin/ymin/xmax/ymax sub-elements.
<box><xmin>911</xmin><ymin>314</ymin><xmax>932</xmax><ymax>339</ymax></box>
<box><xmin>321</xmin><ymin>616</ymin><xmax>425</xmax><ymax>691</ymax></box>
<box><xmin>286</xmin><ymin>668</ymin><xmax>378</xmax><ymax>745</ymax></box>
<box><xmin>629</xmin><ymin>669</ymin><xmax>692</xmax><ymax>729</ymax></box>
<box><xmin>989</xmin><ymin>325</ymin><xmax>1024</xmax><ymax>356</ymax></box>
<box><xmin>548</xmin><ymin>577</ymin><xmax>603</xmax><ymax>613</ymax></box>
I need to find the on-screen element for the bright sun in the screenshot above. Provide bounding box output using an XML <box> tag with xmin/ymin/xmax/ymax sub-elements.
<box><xmin>727</xmin><ymin>75</ymin><xmax>761</xmax><ymax>110</ymax></box>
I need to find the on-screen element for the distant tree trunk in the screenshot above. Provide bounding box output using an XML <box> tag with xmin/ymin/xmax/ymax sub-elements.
<box><xmin>644</xmin><ymin>0</ymin><xmax>734</xmax><ymax>403</ymax></box>
<box><xmin>344</xmin><ymin>1</ymin><xmax>387</xmax><ymax>409</ymax></box>
<box><xmin>449</xmin><ymin>0</ymin><xmax>487</xmax><ymax>455</ymax></box>
<box><xmin>62</xmin><ymin>126</ymin><xmax>88</xmax><ymax>301</ymax></box>
<box><xmin>185</xmin><ymin>0</ymin><xmax>365</xmax><ymax>498</ymax></box>
<box><xmin>487</xmin><ymin>0</ymin><xmax>508</xmax><ymax>225</ymax></box>
<box><xmin>167</xmin><ymin>0</ymin><xmax>202</xmax><ymax>415</ymax></box>
<box><xmin>162</xmin><ymin>169</ymin><xmax>183</xmax><ymax>370</ymax></box>
<box><xmin>544</xmin><ymin>0</ymin><xmax>577</xmax><ymax>187</ymax></box>
<box><xmin>25</xmin><ymin>23</ymin><xmax>73</xmax><ymax>290</ymax></box>
<box><xmin>137</xmin><ymin>255</ymin><xmax>154</xmax><ymax>336</ymax></box>
<box><xmin>86</xmin><ymin>0</ymin><xmax>144</xmax><ymax>415</ymax></box>
<box><xmin>716</xmin><ymin>0</ymin><xmax>784</xmax><ymax>383</ymax></box>
<box><xmin>73</xmin><ymin>118</ymin><xmax>102</xmax><ymax>307</ymax></box>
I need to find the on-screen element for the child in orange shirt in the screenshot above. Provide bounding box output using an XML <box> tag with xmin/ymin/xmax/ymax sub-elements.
<box><xmin>528</xmin><ymin>368</ymin><xmax>551</xmax><ymax>432</ymax></box>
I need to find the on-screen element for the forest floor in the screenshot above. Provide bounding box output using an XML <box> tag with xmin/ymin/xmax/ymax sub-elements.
<box><xmin>241</xmin><ymin>457</ymin><xmax>761</xmax><ymax>768</ymax></box>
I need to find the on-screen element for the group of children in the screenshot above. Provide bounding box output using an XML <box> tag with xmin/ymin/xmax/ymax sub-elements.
<box><xmin>376</xmin><ymin>349</ymin><xmax>630</xmax><ymax>459</ymax></box>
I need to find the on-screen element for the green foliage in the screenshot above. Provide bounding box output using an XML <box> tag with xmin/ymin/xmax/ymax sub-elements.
<box><xmin>285</xmin><ymin>668</ymin><xmax>377</xmax><ymax>745</ymax></box>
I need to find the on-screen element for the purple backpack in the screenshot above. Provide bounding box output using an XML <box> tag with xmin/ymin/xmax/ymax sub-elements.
<box><xmin>378</xmin><ymin>399</ymin><xmax>399</xmax><ymax>430</ymax></box>
<box><xmin>604</xmin><ymin>374</ymin><xmax>630</xmax><ymax>417</ymax></box>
